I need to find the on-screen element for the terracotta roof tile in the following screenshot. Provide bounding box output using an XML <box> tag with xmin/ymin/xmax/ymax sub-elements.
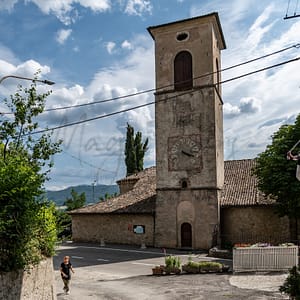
<box><xmin>70</xmin><ymin>160</ymin><xmax>274</xmax><ymax>214</ymax></box>
<box><xmin>70</xmin><ymin>167</ymin><xmax>156</xmax><ymax>214</ymax></box>
<box><xmin>221</xmin><ymin>159</ymin><xmax>274</xmax><ymax>207</ymax></box>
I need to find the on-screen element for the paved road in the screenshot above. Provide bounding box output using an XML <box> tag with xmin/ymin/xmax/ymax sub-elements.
<box><xmin>53</xmin><ymin>242</ymin><xmax>288</xmax><ymax>300</ymax></box>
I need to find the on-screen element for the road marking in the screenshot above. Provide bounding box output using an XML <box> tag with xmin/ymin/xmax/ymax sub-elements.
<box><xmin>97</xmin><ymin>258</ymin><xmax>110</xmax><ymax>262</ymax></box>
<box><xmin>76</xmin><ymin>246</ymin><xmax>166</xmax><ymax>256</ymax></box>
<box><xmin>131</xmin><ymin>262</ymin><xmax>155</xmax><ymax>266</ymax></box>
<box><xmin>71</xmin><ymin>256</ymin><xmax>84</xmax><ymax>259</ymax></box>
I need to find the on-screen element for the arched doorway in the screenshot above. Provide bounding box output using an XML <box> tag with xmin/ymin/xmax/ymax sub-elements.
<box><xmin>181</xmin><ymin>222</ymin><xmax>192</xmax><ymax>248</ymax></box>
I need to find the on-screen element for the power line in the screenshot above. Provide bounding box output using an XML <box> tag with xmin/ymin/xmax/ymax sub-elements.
<box><xmin>1</xmin><ymin>43</ymin><xmax>298</xmax><ymax>116</ymax></box>
<box><xmin>1</xmin><ymin>43</ymin><xmax>299</xmax><ymax>117</ymax></box>
<box><xmin>24</xmin><ymin>55</ymin><xmax>300</xmax><ymax>136</ymax></box>
<box><xmin>61</xmin><ymin>149</ymin><xmax>116</xmax><ymax>173</ymax></box>
<box><xmin>41</xmin><ymin>42</ymin><xmax>300</xmax><ymax>112</ymax></box>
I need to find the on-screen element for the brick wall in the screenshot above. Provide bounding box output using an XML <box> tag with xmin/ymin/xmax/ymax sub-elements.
<box><xmin>0</xmin><ymin>257</ymin><xmax>56</xmax><ymax>300</ymax></box>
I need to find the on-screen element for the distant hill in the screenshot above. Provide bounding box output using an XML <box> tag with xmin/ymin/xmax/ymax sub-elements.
<box><xmin>46</xmin><ymin>184</ymin><xmax>119</xmax><ymax>206</ymax></box>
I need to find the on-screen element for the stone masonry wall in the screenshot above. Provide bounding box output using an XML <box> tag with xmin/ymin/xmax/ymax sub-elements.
<box><xmin>221</xmin><ymin>206</ymin><xmax>290</xmax><ymax>245</ymax></box>
<box><xmin>0</xmin><ymin>257</ymin><xmax>56</xmax><ymax>300</ymax></box>
<box><xmin>72</xmin><ymin>214</ymin><xmax>154</xmax><ymax>246</ymax></box>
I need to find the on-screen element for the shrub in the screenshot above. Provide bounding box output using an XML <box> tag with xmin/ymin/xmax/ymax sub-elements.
<box><xmin>279</xmin><ymin>265</ymin><xmax>300</xmax><ymax>299</ymax></box>
<box><xmin>165</xmin><ymin>255</ymin><xmax>181</xmax><ymax>268</ymax></box>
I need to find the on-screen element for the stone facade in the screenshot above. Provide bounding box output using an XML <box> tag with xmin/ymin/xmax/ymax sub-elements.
<box><xmin>72</xmin><ymin>213</ymin><xmax>154</xmax><ymax>246</ymax></box>
<box><xmin>221</xmin><ymin>206</ymin><xmax>290</xmax><ymax>245</ymax></box>
<box><xmin>148</xmin><ymin>13</ymin><xmax>225</xmax><ymax>249</ymax></box>
<box><xmin>69</xmin><ymin>14</ymin><xmax>294</xmax><ymax>251</ymax></box>
<box><xmin>0</xmin><ymin>258</ymin><xmax>56</xmax><ymax>300</ymax></box>
<box><xmin>155</xmin><ymin>189</ymin><xmax>221</xmax><ymax>249</ymax></box>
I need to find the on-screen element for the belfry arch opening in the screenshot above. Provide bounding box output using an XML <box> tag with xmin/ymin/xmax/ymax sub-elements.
<box><xmin>174</xmin><ymin>51</ymin><xmax>193</xmax><ymax>91</ymax></box>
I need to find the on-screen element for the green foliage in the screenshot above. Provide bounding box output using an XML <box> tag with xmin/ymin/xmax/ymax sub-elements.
<box><xmin>124</xmin><ymin>123</ymin><xmax>148</xmax><ymax>176</ymax></box>
<box><xmin>35</xmin><ymin>203</ymin><xmax>57</xmax><ymax>257</ymax></box>
<box><xmin>253</xmin><ymin>114</ymin><xmax>300</xmax><ymax>219</ymax></box>
<box><xmin>64</xmin><ymin>189</ymin><xmax>86</xmax><ymax>211</ymax></box>
<box><xmin>165</xmin><ymin>255</ymin><xmax>181</xmax><ymax>268</ymax></box>
<box><xmin>0</xmin><ymin>77</ymin><xmax>61</xmax><ymax>272</ymax></box>
<box><xmin>55</xmin><ymin>208</ymin><xmax>72</xmax><ymax>239</ymax></box>
<box><xmin>186</xmin><ymin>260</ymin><xmax>222</xmax><ymax>271</ymax></box>
<box><xmin>99</xmin><ymin>192</ymin><xmax>118</xmax><ymax>201</ymax></box>
<box><xmin>279</xmin><ymin>265</ymin><xmax>300</xmax><ymax>299</ymax></box>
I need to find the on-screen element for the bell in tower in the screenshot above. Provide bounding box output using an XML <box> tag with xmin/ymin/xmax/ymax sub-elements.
<box><xmin>148</xmin><ymin>13</ymin><xmax>226</xmax><ymax>249</ymax></box>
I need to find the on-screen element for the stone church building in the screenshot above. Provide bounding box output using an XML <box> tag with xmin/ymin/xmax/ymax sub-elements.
<box><xmin>70</xmin><ymin>13</ymin><xmax>291</xmax><ymax>250</ymax></box>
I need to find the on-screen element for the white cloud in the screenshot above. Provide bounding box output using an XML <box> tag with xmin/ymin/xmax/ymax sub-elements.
<box><xmin>125</xmin><ymin>0</ymin><xmax>152</xmax><ymax>16</ymax></box>
<box><xmin>0</xmin><ymin>59</ymin><xmax>51</xmax><ymax>107</ymax></box>
<box><xmin>106</xmin><ymin>41</ymin><xmax>116</xmax><ymax>54</ymax></box>
<box><xmin>223</xmin><ymin>103</ymin><xmax>241</xmax><ymax>118</ymax></box>
<box><xmin>121</xmin><ymin>40</ymin><xmax>132</xmax><ymax>50</ymax></box>
<box><xmin>0</xmin><ymin>0</ymin><xmax>18</xmax><ymax>11</ymax></box>
<box><xmin>19</xmin><ymin>0</ymin><xmax>111</xmax><ymax>25</ymax></box>
<box><xmin>56</xmin><ymin>29</ymin><xmax>72</xmax><ymax>45</ymax></box>
<box><xmin>246</xmin><ymin>5</ymin><xmax>277</xmax><ymax>49</ymax></box>
<box><xmin>0</xmin><ymin>44</ymin><xmax>19</xmax><ymax>65</ymax></box>
<box><xmin>239</xmin><ymin>97</ymin><xmax>261</xmax><ymax>114</ymax></box>
<box><xmin>223</xmin><ymin>97</ymin><xmax>261</xmax><ymax>119</ymax></box>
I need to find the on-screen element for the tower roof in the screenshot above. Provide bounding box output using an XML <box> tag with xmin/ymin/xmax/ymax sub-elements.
<box><xmin>147</xmin><ymin>12</ymin><xmax>226</xmax><ymax>50</ymax></box>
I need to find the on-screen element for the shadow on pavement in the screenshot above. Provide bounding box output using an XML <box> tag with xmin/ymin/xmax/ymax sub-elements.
<box><xmin>53</xmin><ymin>241</ymin><xmax>230</xmax><ymax>270</ymax></box>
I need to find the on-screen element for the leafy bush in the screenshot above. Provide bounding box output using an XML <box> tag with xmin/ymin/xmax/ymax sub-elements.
<box><xmin>35</xmin><ymin>203</ymin><xmax>57</xmax><ymax>257</ymax></box>
<box><xmin>279</xmin><ymin>265</ymin><xmax>300</xmax><ymax>299</ymax></box>
<box><xmin>0</xmin><ymin>80</ymin><xmax>61</xmax><ymax>272</ymax></box>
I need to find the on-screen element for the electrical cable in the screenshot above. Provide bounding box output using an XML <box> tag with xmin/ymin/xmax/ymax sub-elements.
<box><xmin>23</xmin><ymin>55</ymin><xmax>300</xmax><ymax>136</ymax></box>
<box><xmin>286</xmin><ymin>0</ymin><xmax>291</xmax><ymax>17</ymax></box>
<box><xmin>41</xmin><ymin>42</ymin><xmax>300</xmax><ymax>112</ymax></box>
<box><xmin>62</xmin><ymin>150</ymin><xmax>116</xmax><ymax>173</ymax></box>
<box><xmin>1</xmin><ymin>43</ymin><xmax>298</xmax><ymax>115</ymax></box>
<box><xmin>295</xmin><ymin>0</ymin><xmax>299</xmax><ymax>15</ymax></box>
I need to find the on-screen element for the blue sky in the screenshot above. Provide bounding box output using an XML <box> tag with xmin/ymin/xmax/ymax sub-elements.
<box><xmin>0</xmin><ymin>0</ymin><xmax>300</xmax><ymax>190</ymax></box>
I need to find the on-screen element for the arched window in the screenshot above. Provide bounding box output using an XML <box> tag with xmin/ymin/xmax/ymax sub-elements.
<box><xmin>174</xmin><ymin>51</ymin><xmax>193</xmax><ymax>91</ymax></box>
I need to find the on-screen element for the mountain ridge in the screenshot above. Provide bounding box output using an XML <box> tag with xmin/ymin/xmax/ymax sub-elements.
<box><xmin>46</xmin><ymin>184</ymin><xmax>119</xmax><ymax>206</ymax></box>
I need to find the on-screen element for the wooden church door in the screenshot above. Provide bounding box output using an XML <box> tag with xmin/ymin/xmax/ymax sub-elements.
<box><xmin>181</xmin><ymin>222</ymin><xmax>192</xmax><ymax>247</ymax></box>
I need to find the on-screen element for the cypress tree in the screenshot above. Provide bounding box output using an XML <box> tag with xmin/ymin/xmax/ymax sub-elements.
<box><xmin>125</xmin><ymin>123</ymin><xmax>148</xmax><ymax>176</ymax></box>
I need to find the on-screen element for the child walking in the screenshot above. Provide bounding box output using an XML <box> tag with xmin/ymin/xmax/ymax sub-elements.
<box><xmin>60</xmin><ymin>256</ymin><xmax>75</xmax><ymax>295</ymax></box>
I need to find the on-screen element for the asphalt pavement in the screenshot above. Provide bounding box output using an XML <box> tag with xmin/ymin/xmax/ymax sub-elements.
<box><xmin>53</xmin><ymin>242</ymin><xmax>289</xmax><ymax>300</ymax></box>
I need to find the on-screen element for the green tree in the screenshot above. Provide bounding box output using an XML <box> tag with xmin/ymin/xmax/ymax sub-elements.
<box><xmin>99</xmin><ymin>192</ymin><xmax>118</xmax><ymax>201</ymax></box>
<box><xmin>0</xmin><ymin>79</ymin><xmax>61</xmax><ymax>272</ymax></box>
<box><xmin>124</xmin><ymin>123</ymin><xmax>148</xmax><ymax>176</ymax></box>
<box><xmin>54</xmin><ymin>209</ymin><xmax>72</xmax><ymax>240</ymax></box>
<box><xmin>253</xmin><ymin>114</ymin><xmax>300</xmax><ymax>239</ymax></box>
<box><xmin>64</xmin><ymin>189</ymin><xmax>86</xmax><ymax>211</ymax></box>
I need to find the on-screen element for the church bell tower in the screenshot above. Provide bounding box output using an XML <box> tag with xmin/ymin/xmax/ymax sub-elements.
<box><xmin>148</xmin><ymin>13</ymin><xmax>226</xmax><ymax>249</ymax></box>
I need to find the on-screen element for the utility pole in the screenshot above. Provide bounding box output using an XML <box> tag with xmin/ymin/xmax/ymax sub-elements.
<box><xmin>92</xmin><ymin>180</ymin><xmax>96</xmax><ymax>202</ymax></box>
<box><xmin>284</xmin><ymin>0</ymin><xmax>300</xmax><ymax>19</ymax></box>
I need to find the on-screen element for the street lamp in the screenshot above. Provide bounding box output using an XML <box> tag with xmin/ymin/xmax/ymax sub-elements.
<box><xmin>0</xmin><ymin>75</ymin><xmax>55</xmax><ymax>85</ymax></box>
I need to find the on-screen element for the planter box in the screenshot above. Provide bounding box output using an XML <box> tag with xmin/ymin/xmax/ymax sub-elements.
<box><xmin>182</xmin><ymin>262</ymin><xmax>223</xmax><ymax>274</ymax></box>
<box><xmin>182</xmin><ymin>265</ymin><xmax>199</xmax><ymax>274</ymax></box>
<box><xmin>233</xmin><ymin>246</ymin><xmax>298</xmax><ymax>273</ymax></box>
<box><xmin>164</xmin><ymin>266</ymin><xmax>181</xmax><ymax>275</ymax></box>
<box><xmin>152</xmin><ymin>266</ymin><xmax>164</xmax><ymax>275</ymax></box>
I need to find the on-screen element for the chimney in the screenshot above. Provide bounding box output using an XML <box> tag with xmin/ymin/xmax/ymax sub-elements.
<box><xmin>116</xmin><ymin>178</ymin><xmax>139</xmax><ymax>195</ymax></box>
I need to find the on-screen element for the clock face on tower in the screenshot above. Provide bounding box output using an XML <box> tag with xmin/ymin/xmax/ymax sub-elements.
<box><xmin>168</xmin><ymin>135</ymin><xmax>202</xmax><ymax>171</ymax></box>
